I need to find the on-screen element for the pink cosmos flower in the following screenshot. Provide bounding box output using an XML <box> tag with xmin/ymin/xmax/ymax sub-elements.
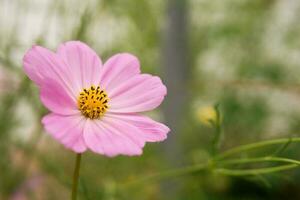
<box><xmin>23</xmin><ymin>41</ymin><xmax>169</xmax><ymax>157</ymax></box>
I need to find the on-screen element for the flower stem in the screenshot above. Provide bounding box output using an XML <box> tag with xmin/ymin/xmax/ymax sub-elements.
<box><xmin>219</xmin><ymin>156</ymin><xmax>300</xmax><ymax>166</ymax></box>
<box><xmin>212</xmin><ymin>104</ymin><xmax>222</xmax><ymax>155</ymax></box>
<box><xmin>215</xmin><ymin>137</ymin><xmax>300</xmax><ymax>160</ymax></box>
<box><xmin>125</xmin><ymin>163</ymin><xmax>209</xmax><ymax>187</ymax></box>
<box><xmin>72</xmin><ymin>153</ymin><xmax>82</xmax><ymax>200</ymax></box>
<box><xmin>122</xmin><ymin>156</ymin><xmax>300</xmax><ymax>188</ymax></box>
<box><xmin>122</xmin><ymin>138</ymin><xmax>300</xmax><ymax>187</ymax></box>
<box><xmin>214</xmin><ymin>164</ymin><xmax>298</xmax><ymax>176</ymax></box>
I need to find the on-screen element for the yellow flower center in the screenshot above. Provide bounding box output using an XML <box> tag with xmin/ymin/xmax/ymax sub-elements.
<box><xmin>78</xmin><ymin>86</ymin><xmax>109</xmax><ymax>119</ymax></box>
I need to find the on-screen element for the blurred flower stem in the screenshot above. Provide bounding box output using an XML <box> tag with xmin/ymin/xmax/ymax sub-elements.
<box><xmin>215</xmin><ymin>137</ymin><xmax>300</xmax><ymax>160</ymax></box>
<box><xmin>211</xmin><ymin>104</ymin><xmax>223</xmax><ymax>155</ymax></box>
<box><xmin>72</xmin><ymin>153</ymin><xmax>82</xmax><ymax>200</ymax></box>
<box><xmin>215</xmin><ymin>164</ymin><xmax>298</xmax><ymax>176</ymax></box>
<box><xmin>124</xmin><ymin>163</ymin><xmax>209</xmax><ymax>187</ymax></box>
<box><xmin>124</xmin><ymin>137</ymin><xmax>300</xmax><ymax>188</ymax></box>
<box><xmin>124</xmin><ymin>156</ymin><xmax>300</xmax><ymax>190</ymax></box>
<box><xmin>219</xmin><ymin>156</ymin><xmax>300</xmax><ymax>166</ymax></box>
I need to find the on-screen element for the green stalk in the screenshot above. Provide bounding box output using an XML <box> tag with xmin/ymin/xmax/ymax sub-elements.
<box><xmin>124</xmin><ymin>163</ymin><xmax>209</xmax><ymax>187</ymax></box>
<box><xmin>215</xmin><ymin>164</ymin><xmax>298</xmax><ymax>176</ymax></box>
<box><xmin>123</xmin><ymin>138</ymin><xmax>300</xmax><ymax>187</ymax></box>
<box><xmin>219</xmin><ymin>156</ymin><xmax>300</xmax><ymax>166</ymax></box>
<box><xmin>123</xmin><ymin>156</ymin><xmax>300</xmax><ymax>187</ymax></box>
<box><xmin>215</xmin><ymin>137</ymin><xmax>300</xmax><ymax>160</ymax></box>
<box><xmin>72</xmin><ymin>153</ymin><xmax>82</xmax><ymax>200</ymax></box>
<box><xmin>211</xmin><ymin>104</ymin><xmax>223</xmax><ymax>155</ymax></box>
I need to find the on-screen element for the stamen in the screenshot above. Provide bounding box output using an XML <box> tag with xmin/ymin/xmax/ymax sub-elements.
<box><xmin>77</xmin><ymin>85</ymin><xmax>109</xmax><ymax>119</ymax></box>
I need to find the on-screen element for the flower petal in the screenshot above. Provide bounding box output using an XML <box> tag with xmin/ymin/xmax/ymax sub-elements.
<box><xmin>108</xmin><ymin>74</ymin><xmax>167</xmax><ymax>113</ymax></box>
<box><xmin>106</xmin><ymin>113</ymin><xmax>170</xmax><ymax>142</ymax></box>
<box><xmin>83</xmin><ymin>117</ymin><xmax>145</xmax><ymax>157</ymax></box>
<box><xmin>57</xmin><ymin>41</ymin><xmax>102</xmax><ymax>90</ymax></box>
<box><xmin>100</xmin><ymin>53</ymin><xmax>140</xmax><ymax>92</ymax></box>
<box><xmin>42</xmin><ymin>113</ymin><xmax>87</xmax><ymax>153</ymax></box>
<box><xmin>23</xmin><ymin>45</ymin><xmax>77</xmax><ymax>98</ymax></box>
<box><xmin>82</xmin><ymin>120</ymin><xmax>105</xmax><ymax>155</ymax></box>
<box><xmin>40</xmin><ymin>79</ymin><xmax>79</xmax><ymax>115</ymax></box>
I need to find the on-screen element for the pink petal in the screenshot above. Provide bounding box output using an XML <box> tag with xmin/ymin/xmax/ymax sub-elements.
<box><xmin>82</xmin><ymin>120</ymin><xmax>105</xmax><ymax>155</ymax></box>
<box><xmin>42</xmin><ymin>113</ymin><xmax>87</xmax><ymax>153</ymax></box>
<box><xmin>57</xmin><ymin>41</ymin><xmax>102</xmax><ymax>90</ymax></box>
<box><xmin>83</xmin><ymin>117</ymin><xmax>145</xmax><ymax>157</ymax></box>
<box><xmin>23</xmin><ymin>45</ymin><xmax>77</xmax><ymax>98</ymax></box>
<box><xmin>106</xmin><ymin>113</ymin><xmax>170</xmax><ymax>142</ymax></box>
<box><xmin>40</xmin><ymin>79</ymin><xmax>79</xmax><ymax>115</ymax></box>
<box><xmin>108</xmin><ymin>74</ymin><xmax>167</xmax><ymax>113</ymax></box>
<box><xmin>99</xmin><ymin>53</ymin><xmax>140</xmax><ymax>92</ymax></box>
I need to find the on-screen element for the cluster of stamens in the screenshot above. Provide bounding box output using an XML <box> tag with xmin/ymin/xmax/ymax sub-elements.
<box><xmin>78</xmin><ymin>86</ymin><xmax>109</xmax><ymax>119</ymax></box>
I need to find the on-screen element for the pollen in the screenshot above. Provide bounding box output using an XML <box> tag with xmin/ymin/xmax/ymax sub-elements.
<box><xmin>78</xmin><ymin>86</ymin><xmax>109</xmax><ymax>119</ymax></box>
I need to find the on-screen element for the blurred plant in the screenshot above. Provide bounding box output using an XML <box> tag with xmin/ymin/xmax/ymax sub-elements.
<box><xmin>2</xmin><ymin>0</ymin><xmax>300</xmax><ymax>199</ymax></box>
<box><xmin>122</xmin><ymin>109</ymin><xmax>300</xmax><ymax>193</ymax></box>
<box><xmin>196</xmin><ymin>104</ymin><xmax>223</xmax><ymax>155</ymax></box>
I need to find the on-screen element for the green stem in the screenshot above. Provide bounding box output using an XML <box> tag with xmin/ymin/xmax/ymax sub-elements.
<box><xmin>272</xmin><ymin>137</ymin><xmax>292</xmax><ymax>156</ymax></box>
<box><xmin>215</xmin><ymin>164</ymin><xmax>298</xmax><ymax>176</ymax></box>
<box><xmin>215</xmin><ymin>137</ymin><xmax>300</xmax><ymax>160</ymax></box>
<box><xmin>125</xmin><ymin>163</ymin><xmax>209</xmax><ymax>187</ymax></box>
<box><xmin>212</xmin><ymin>104</ymin><xmax>222</xmax><ymax>155</ymax></box>
<box><xmin>219</xmin><ymin>156</ymin><xmax>300</xmax><ymax>166</ymax></box>
<box><xmin>123</xmin><ymin>137</ymin><xmax>300</xmax><ymax>187</ymax></box>
<box><xmin>72</xmin><ymin>153</ymin><xmax>82</xmax><ymax>200</ymax></box>
<box><xmin>123</xmin><ymin>156</ymin><xmax>300</xmax><ymax>187</ymax></box>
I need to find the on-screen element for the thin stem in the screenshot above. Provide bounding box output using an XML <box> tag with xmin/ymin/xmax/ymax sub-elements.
<box><xmin>214</xmin><ymin>164</ymin><xmax>298</xmax><ymax>176</ymax></box>
<box><xmin>212</xmin><ymin>104</ymin><xmax>222</xmax><ymax>155</ymax></box>
<box><xmin>253</xmin><ymin>174</ymin><xmax>272</xmax><ymax>188</ymax></box>
<box><xmin>124</xmin><ymin>163</ymin><xmax>209</xmax><ymax>187</ymax></box>
<box><xmin>215</xmin><ymin>137</ymin><xmax>300</xmax><ymax>160</ymax></box>
<box><xmin>122</xmin><ymin>138</ymin><xmax>300</xmax><ymax>188</ymax></box>
<box><xmin>219</xmin><ymin>156</ymin><xmax>300</xmax><ymax>166</ymax></box>
<box><xmin>122</xmin><ymin>156</ymin><xmax>300</xmax><ymax>188</ymax></box>
<box><xmin>272</xmin><ymin>137</ymin><xmax>292</xmax><ymax>156</ymax></box>
<box><xmin>72</xmin><ymin>153</ymin><xmax>82</xmax><ymax>200</ymax></box>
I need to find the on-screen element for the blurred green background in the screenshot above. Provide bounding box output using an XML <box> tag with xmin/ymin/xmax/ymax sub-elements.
<box><xmin>2</xmin><ymin>0</ymin><xmax>300</xmax><ymax>199</ymax></box>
